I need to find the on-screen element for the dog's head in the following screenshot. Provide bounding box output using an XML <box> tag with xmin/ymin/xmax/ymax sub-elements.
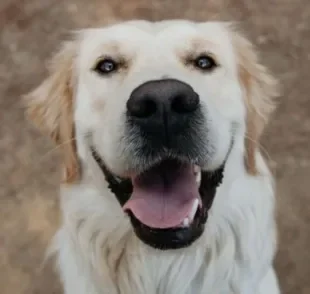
<box><xmin>25</xmin><ymin>21</ymin><xmax>277</xmax><ymax>250</ymax></box>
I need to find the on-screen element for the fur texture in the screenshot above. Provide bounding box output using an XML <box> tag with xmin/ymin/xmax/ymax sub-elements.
<box><xmin>25</xmin><ymin>20</ymin><xmax>280</xmax><ymax>294</ymax></box>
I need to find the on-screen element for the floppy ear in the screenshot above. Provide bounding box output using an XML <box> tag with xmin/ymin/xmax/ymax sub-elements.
<box><xmin>25</xmin><ymin>41</ymin><xmax>80</xmax><ymax>183</ymax></box>
<box><xmin>230</xmin><ymin>27</ymin><xmax>278</xmax><ymax>175</ymax></box>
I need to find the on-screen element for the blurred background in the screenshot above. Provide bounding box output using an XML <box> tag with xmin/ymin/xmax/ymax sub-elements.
<box><xmin>0</xmin><ymin>0</ymin><xmax>309</xmax><ymax>293</ymax></box>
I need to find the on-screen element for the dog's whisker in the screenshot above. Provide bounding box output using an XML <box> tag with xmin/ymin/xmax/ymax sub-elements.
<box><xmin>22</xmin><ymin>137</ymin><xmax>78</xmax><ymax>169</ymax></box>
<box><xmin>244</xmin><ymin>134</ymin><xmax>272</xmax><ymax>162</ymax></box>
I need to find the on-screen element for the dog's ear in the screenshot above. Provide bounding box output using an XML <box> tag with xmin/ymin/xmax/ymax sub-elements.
<box><xmin>25</xmin><ymin>41</ymin><xmax>80</xmax><ymax>183</ymax></box>
<box><xmin>230</xmin><ymin>26</ymin><xmax>278</xmax><ymax>175</ymax></box>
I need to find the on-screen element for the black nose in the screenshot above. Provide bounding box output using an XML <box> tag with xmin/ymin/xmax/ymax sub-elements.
<box><xmin>127</xmin><ymin>79</ymin><xmax>199</xmax><ymax>118</ymax></box>
<box><xmin>127</xmin><ymin>79</ymin><xmax>200</xmax><ymax>135</ymax></box>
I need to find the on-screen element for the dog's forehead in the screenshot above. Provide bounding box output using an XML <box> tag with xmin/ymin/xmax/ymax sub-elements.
<box><xmin>79</xmin><ymin>21</ymin><xmax>232</xmax><ymax>51</ymax></box>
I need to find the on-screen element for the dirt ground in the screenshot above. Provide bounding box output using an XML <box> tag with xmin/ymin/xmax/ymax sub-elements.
<box><xmin>0</xmin><ymin>0</ymin><xmax>309</xmax><ymax>293</ymax></box>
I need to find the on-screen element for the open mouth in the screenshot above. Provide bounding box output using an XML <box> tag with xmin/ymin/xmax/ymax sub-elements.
<box><xmin>124</xmin><ymin>160</ymin><xmax>203</xmax><ymax>229</ymax></box>
<box><xmin>91</xmin><ymin>149</ymin><xmax>225</xmax><ymax>250</ymax></box>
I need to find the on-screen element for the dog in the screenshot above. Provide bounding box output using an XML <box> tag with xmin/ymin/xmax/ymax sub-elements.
<box><xmin>25</xmin><ymin>20</ymin><xmax>280</xmax><ymax>294</ymax></box>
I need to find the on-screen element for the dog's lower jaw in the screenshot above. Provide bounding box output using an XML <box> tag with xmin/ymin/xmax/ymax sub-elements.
<box><xmin>52</xmin><ymin>147</ymin><xmax>279</xmax><ymax>294</ymax></box>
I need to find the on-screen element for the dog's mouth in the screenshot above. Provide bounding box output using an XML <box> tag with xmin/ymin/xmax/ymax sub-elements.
<box><xmin>91</xmin><ymin>149</ymin><xmax>225</xmax><ymax>250</ymax></box>
<box><xmin>125</xmin><ymin>160</ymin><xmax>202</xmax><ymax>229</ymax></box>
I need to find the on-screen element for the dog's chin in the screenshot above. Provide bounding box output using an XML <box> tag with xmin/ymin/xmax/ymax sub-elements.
<box><xmin>91</xmin><ymin>148</ymin><xmax>225</xmax><ymax>250</ymax></box>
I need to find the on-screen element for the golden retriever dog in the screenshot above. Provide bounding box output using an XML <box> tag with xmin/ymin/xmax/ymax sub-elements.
<box><xmin>25</xmin><ymin>20</ymin><xmax>280</xmax><ymax>294</ymax></box>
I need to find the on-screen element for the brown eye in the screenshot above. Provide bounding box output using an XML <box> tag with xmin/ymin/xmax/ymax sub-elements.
<box><xmin>94</xmin><ymin>58</ymin><xmax>118</xmax><ymax>75</ymax></box>
<box><xmin>194</xmin><ymin>55</ymin><xmax>217</xmax><ymax>71</ymax></box>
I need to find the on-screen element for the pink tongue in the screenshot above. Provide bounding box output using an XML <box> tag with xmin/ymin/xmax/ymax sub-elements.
<box><xmin>123</xmin><ymin>161</ymin><xmax>199</xmax><ymax>229</ymax></box>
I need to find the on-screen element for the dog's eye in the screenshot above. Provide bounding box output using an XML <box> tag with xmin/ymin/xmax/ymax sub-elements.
<box><xmin>194</xmin><ymin>55</ymin><xmax>217</xmax><ymax>71</ymax></box>
<box><xmin>94</xmin><ymin>58</ymin><xmax>118</xmax><ymax>75</ymax></box>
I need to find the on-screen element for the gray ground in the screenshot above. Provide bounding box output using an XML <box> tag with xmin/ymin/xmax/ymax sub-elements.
<box><xmin>0</xmin><ymin>1</ymin><xmax>309</xmax><ymax>293</ymax></box>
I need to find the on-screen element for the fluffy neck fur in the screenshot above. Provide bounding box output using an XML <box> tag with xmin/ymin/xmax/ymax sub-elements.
<box><xmin>51</xmin><ymin>130</ymin><xmax>277</xmax><ymax>294</ymax></box>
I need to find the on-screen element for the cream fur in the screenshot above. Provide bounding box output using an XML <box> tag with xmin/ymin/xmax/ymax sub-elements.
<box><xmin>26</xmin><ymin>20</ymin><xmax>280</xmax><ymax>294</ymax></box>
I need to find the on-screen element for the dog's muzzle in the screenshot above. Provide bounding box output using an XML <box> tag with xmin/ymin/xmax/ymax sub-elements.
<box><xmin>91</xmin><ymin>79</ymin><xmax>231</xmax><ymax>250</ymax></box>
<box><xmin>126</xmin><ymin>79</ymin><xmax>205</xmax><ymax>154</ymax></box>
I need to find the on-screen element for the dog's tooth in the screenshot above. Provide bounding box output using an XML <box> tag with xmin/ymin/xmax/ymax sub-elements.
<box><xmin>182</xmin><ymin>218</ymin><xmax>189</xmax><ymax>227</ymax></box>
<box><xmin>195</xmin><ymin>171</ymin><xmax>201</xmax><ymax>185</ymax></box>
<box><xmin>193</xmin><ymin>165</ymin><xmax>200</xmax><ymax>174</ymax></box>
<box><xmin>189</xmin><ymin>199</ymin><xmax>199</xmax><ymax>222</ymax></box>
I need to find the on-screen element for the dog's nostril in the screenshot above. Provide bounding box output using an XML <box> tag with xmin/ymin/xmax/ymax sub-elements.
<box><xmin>127</xmin><ymin>97</ymin><xmax>157</xmax><ymax>118</ymax></box>
<box><xmin>171</xmin><ymin>92</ymin><xmax>200</xmax><ymax>114</ymax></box>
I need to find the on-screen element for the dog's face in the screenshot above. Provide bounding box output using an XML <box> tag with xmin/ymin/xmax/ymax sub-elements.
<box><xmin>26</xmin><ymin>21</ymin><xmax>277</xmax><ymax>250</ymax></box>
